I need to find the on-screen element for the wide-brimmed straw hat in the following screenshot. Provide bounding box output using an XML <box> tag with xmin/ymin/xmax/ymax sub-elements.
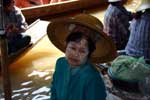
<box><xmin>136</xmin><ymin>0</ymin><xmax>150</xmax><ymax>12</ymax></box>
<box><xmin>108</xmin><ymin>0</ymin><xmax>122</xmax><ymax>2</ymax></box>
<box><xmin>47</xmin><ymin>14</ymin><xmax>117</xmax><ymax>63</ymax></box>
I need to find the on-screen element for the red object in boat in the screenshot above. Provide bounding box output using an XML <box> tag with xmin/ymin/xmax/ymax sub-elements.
<box><xmin>15</xmin><ymin>0</ymin><xmax>51</xmax><ymax>8</ymax></box>
<box><xmin>15</xmin><ymin>0</ymin><xmax>69</xmax><ymax>8</ymax></box>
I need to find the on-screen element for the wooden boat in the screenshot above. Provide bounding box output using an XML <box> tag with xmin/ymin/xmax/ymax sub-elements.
<box><xmin>2</xmin><ymin>0</ymin><xmax>107</xmax><ymax>64</ymax></box>
<box><xmin>21</xmin><ymin>0</ymin><xmax>107</xmax><ymax>23</ymax></box>
<box><xmin>97</xmin><ymin>63</ymin><xmax>145</xmax><ymax>100</ymax></box>
<box><xmin>21</xmin><ymin>1</ymin><xmax>145</xmax><ymax>99</ymax></box>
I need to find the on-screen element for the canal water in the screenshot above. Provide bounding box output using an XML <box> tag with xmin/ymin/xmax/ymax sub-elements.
<box><xmin>0</xmin><ymin>0</ymin><xmax>140</xmax><ymax>99</ymax></box>
<box><xmin>0</xmin><ymin>36</ymin><xmax>64</xmax><ymax>100</ymax></box>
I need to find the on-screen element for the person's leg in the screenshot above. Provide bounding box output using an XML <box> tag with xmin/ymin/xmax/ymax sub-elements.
<box><xmin>8</xmin><ymin>34</ymin><xmax>31</xmax><ymax>54</ymax></box>
<box><xmin>8</xmin><ymin>38</ymin><xmax>18</xmax><ymax>54</ymax></box>
<box><xmin>15</xmin><ymin>34</ymin><xmax>31</xmax><ymax>50</ymax></box>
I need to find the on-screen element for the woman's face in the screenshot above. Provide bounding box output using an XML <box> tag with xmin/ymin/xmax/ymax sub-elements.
<box><xmin>65</xmin><ymin>38</ymin><xmax>89</xmax><ymax>67</ymax></box>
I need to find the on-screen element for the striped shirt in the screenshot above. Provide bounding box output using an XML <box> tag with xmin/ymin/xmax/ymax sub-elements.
<box><xmin>103</xmin><ymin>4</ymin><xmax>132</xmax><ymax>50</ymax></box>
<box><xmin>3</xmin><ymin>6</ymin><xmax>28</xmax><ymax>33</ymax></box>
<box><xmin>125</xmin><ymin>12</ymin><xmax>150</xmax><ymax>61</ymax></box>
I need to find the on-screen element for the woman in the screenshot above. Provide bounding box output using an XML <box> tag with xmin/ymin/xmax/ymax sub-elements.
<box><xmin>103</xmin><ymin>0</ymin><xmax>133</xmax><ymax>50</ymax></box>
<box><xmin>47</xmin><ymin>14</ymin><xmax>117</xmax><ymax>100</ymax></box>
<box><xmin>125</xmin><ymin>0</ymin><xmax>150</xmax><ymax>64</ymax></box>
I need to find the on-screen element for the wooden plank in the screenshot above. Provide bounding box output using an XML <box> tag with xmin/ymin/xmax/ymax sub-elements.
<box><xmin>8</xmin><ymin>19</ymin><xmax>50</xmax><ymax>63</ymax></box>
<box><xmin>0</xmin><ymin>37</ymin><xmax>12</xmax><ymax>100</ymax></box>
<box><xmin>25</xmin><ymin>19</ymin><xmax>50</xmax><ymax>44</ymax></box>
<box><xmin>21</xmin><ymin>0</ymin><xmax>106</xmax><ymax>20</ymax></box>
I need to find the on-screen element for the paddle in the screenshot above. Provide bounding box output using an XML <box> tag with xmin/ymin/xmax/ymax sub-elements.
<box><xmin>0</xmin><ymin>0</ymin><xmax>12</xmax><ymax>99</ymax></box>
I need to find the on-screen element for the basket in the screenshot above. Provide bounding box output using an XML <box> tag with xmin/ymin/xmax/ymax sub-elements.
<box><xmin>108</xmin><ymin>68</ymin><xmax>141</xmax><ymax>93</ymax></box>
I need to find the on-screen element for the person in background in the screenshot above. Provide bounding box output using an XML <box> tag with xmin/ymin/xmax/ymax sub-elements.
<box><xmin>47</xmin><ymin>14</ymin><xmax>117</xmax><ymax>100</ymax></box>
<box><xmin>103</xmin><ymin>0</ymin><xmax>134</xmax><ymax>50</ymax></box>
<box><xmin>125</xmin><ymin>0</ymin><xmax>150</xmax><ymax>64</ymax></box>
<box><xmin>2</xmin><ymin>0</ymin><xmax>31</xmax><ymax>54</ymax></box>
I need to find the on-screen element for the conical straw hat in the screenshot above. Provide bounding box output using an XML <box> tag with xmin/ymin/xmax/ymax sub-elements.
<box><xmin>136</xmin><ymin>0</ymin><xmax>150</xmax><ymax>12</ymax></box>
<box><xmin>47</xmin><ymin>14</ymin><xmax>117</xmax><ymax>63</ymax></box>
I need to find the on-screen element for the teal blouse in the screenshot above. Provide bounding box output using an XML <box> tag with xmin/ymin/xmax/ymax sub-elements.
<box><xmin>50</xmin><ymin>57</ymin><xmax>106</xmax><ymax>100</ymax></box>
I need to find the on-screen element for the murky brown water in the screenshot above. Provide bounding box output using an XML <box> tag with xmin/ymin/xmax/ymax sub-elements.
<box><xmin>0</xmin><ymin>0</ymin><xmax>140</xmax><ymax>99</ymax></box>
<box><xmin>0</xmin><ymin>36</ymin><xmax>64</xmax><ymax>100</ymax></box>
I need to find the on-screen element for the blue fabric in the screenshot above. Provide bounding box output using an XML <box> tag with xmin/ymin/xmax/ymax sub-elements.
<box><xmin>103</xmin><ymin>4</ymin><xmax>132</xmax><ymax>50</ymax></box>
<box><xmin>3</xmin><ymin>6</ymin><xmax>28</xmax><ymax>32</ymax></box>
<box><xmin>8</xmin><ymin>34</ymin><xmax>31</xmax><ymax>54</ymax></box>
<box><xmin>50</xmin><ymin>57</ymin><xmax>106</xmax><ymax>100</ymax></box>
<box><xmin>125</xmin><ymin>12</ymin><xmax>150</xmax><ymax>61</ymax></box>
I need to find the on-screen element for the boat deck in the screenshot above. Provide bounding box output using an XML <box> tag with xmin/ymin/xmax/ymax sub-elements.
<box><xmin>0</xmin><ymin>0</ymin><xmax>141</xmax><ymax>99</ymax></box>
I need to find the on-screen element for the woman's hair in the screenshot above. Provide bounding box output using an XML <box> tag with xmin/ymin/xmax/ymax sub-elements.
<box><xmin>145</xmin><ymin>8</ymin><xmax>150</xmax><ymax>13</ymax></box>
<box><xmin>109</xmin><ymin>2</ymin><xmax>120</xmax><ymax>5</ymax></box>
<box><xmin>134</xmin><ymin>11</ymin><xmax>142</xmax><ymax>19</ymax></box>
<box><xmin>135</xmin><ymin>8</ymin><xmax>150</xmax><ymax>19</ymax></box>
<box><xmin>66</xmin><ymin>32</ymin><xmax>96</xmax><ymax>57</ymax></box>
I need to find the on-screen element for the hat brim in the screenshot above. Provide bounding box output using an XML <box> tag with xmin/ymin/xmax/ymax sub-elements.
<box><xmin>136</xmin><ymin>3</ymin><xmax>150</xmax><ymax>12</ymax></box>
<box><xmin>47</xmin><ymin>18</ymin><xmax>117</xmax><ymax>63</ymax></box>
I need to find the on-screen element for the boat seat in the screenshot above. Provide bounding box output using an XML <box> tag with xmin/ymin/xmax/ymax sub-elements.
<box><xmin>8</xmin><ymin>19</ymin><xmax>50</xmax><ymax>63</ymax></box>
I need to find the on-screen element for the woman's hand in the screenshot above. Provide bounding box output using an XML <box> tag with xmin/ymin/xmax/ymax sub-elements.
<box><xmin>5</xmin><ymin>24</ymin><xmax>19</xmax><ymax>37</ymax></box>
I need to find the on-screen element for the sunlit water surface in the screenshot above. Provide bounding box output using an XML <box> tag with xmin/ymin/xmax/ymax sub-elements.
<box><xmin>0</xmin><ymin>0</ymin><xmax>140</xmax><ymax>99</ymax></box>
<box><xmin>0</xmin><ymin>36</ymin><xmax>64</xmax><ymax>100</ymax></box>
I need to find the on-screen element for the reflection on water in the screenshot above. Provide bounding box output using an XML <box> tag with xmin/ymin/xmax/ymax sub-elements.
<box><xmin>0</xmin><ymin>0</ymin><xmax>140</xmax><ymax>99</ymax></box>
<box><xmin>0</xmin><ymin>69</ymin><xmax>51</xmax><ymax>100</ymax></box>
<box><xmin>0</xmin><ymin>36</ymin><xmax>63</xmax><ymax>100</ymax></box>
<box><xmin>28</xmin><ymin>71</ymin><xmax>49</xmax><ymax>78</ymax></box>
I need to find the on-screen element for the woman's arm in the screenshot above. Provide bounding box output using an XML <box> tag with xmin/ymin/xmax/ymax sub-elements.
<box><xmin>15</xmin><ymin>7</ymin><xmax>28</xmax><ymax>33</ymax></box>
<box><xmin>50</xmin><ymin>58</ymin><xmax>62</xmax><ymax>100</ymax></box>
<box><xmin>50</xmin><ymin>71</ymin><xmax>57</xmax><ymax>100</ymax></box>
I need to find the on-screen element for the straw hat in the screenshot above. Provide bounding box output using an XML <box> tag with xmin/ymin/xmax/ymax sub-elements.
<box><xmin>136</xmin><ymin>0</ymin><xmax>150</xmax><ymax>12</ymax></box>
<box><xmin>47</xmin><ymin>14</ymin><xmax>117</xmax><ymax>63</ymax></box>
<box><xmin>108</xmin><ymin>0</ymin><xmax>122</xmax><ymax>2</ymax></box>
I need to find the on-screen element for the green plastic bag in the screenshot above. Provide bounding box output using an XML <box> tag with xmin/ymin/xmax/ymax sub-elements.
<box><xmin>109</xmin><ymin>55</ymin><xmax>150</xmax><ymax>82</ymax></box>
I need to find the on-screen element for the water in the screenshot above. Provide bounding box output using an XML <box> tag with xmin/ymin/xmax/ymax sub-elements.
<box><xmin>0</xmin><ymin>36</ymin><xmax>64</xmax><ymax>100</ymax></box>
<box><xmin>0</xmin><ymin>0</ymin><xmax>140</xmax><ymax>99</ymax></box>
